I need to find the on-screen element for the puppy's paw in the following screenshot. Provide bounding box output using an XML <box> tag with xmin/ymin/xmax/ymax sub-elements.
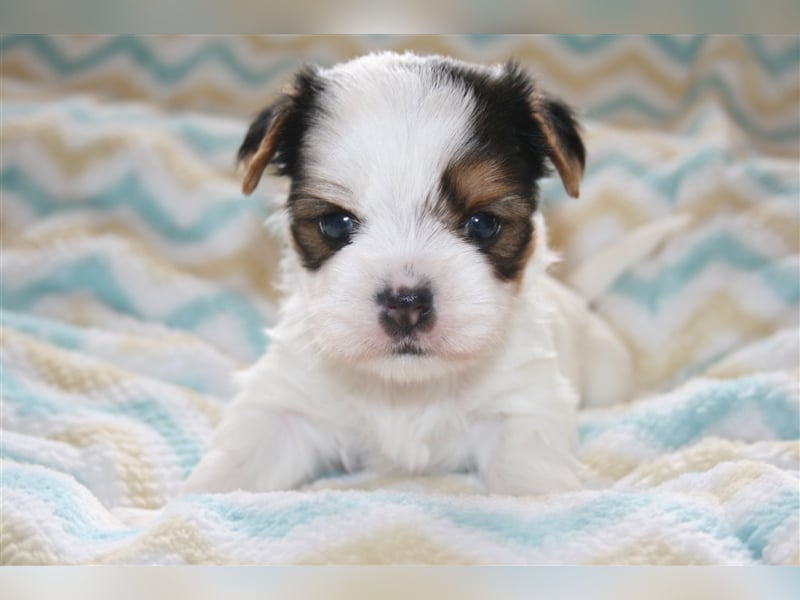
<box><xmin>479</xmin><ymin>418</ymin><xmax>584</xmax><ymax>496</ymax></box>
<box><xmin>181</xmin><ymin>448</ymin><xmax>254</xmax><ymax>494</ymax></box>
<box><xmin>181</xmin><ymin>404</ymin><xmax>334</xmax><ymax>495</ymax></box>
<box><xmin>484</xmin><ymin>458</ymin><xmax>583</xmax><ymax>496</ymax></box>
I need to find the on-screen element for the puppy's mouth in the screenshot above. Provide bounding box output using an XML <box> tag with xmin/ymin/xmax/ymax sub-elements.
<box><xmin>391</xmin><ymin>339</ymin><xmax>427</xmax><ymax>356</ymax></box>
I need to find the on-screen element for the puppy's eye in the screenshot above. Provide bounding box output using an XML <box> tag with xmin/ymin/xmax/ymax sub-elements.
<box><xmin>319</xmin><ymin>212</ymin><xmax>358</xmax><ymax>243</ymax></box>
<box><xmin>464</xmin><ymin>213</ymin><xmax>501</xmax><ymax>244</ymax></box>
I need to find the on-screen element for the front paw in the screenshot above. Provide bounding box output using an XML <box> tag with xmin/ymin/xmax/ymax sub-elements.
<box><xmin>181</xmin><ymin>404</ymin><xmax>332</xmax><ymax>494</ymax></box>
<box><xmin>479</xmin><ymin>421</ymin><xmax>585</xmax><ymax>496</ymax></box>
<box><xmin>181</xmin><ymin>448</ymin><xmax>255</xmax><ymax>494</ymax></box>
<box><xmin>484</xmin><ymin>457</ymin><xmax>583</xmax><ymax>496</ymax></box>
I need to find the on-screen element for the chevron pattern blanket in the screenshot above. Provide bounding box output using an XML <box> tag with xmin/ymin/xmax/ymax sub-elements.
<box><xmin>1</xmin><ymin>35</ymin><xmax>798</xmax><ymax>564</ymax></box>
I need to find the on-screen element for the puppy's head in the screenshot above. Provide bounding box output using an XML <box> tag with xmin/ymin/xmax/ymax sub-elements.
<box><xmin>239</xmin><ymin>52</ymin><xmax>585</xmax><ymax>383</ymax></box>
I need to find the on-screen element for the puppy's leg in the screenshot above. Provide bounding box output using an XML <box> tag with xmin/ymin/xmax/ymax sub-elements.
<box><xmin>475</xmin><ymin>415</ymin><xmax>583</xmax><ymax>496</ymax></box>
<box><xmin>541</xmin><ymin>276</ymin><xmax>634</xmax><ymax>407</ymax></box>
<box><xmin>580</xmin><ymin>312</ymin><xmax>635</xmax><ymax>407</ymax></box>
<box><xmin>182</xmin><ymin>396</ymin><xmax>336</xmax><ymax>494</ymax></box>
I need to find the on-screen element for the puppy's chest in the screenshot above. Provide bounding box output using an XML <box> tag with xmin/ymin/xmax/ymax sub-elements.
<box><xmin>342</xmin><ymin>394</ymin><xmax>477</xmax><ymax>474</ymax></box>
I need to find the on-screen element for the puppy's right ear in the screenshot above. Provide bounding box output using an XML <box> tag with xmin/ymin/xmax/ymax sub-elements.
<box><xmin>238</xmin><ymin>92</ymin><xmax>295</xmax><ymax>195</ymax></box>
<box><xmin>530</xmin><ymin>93</ymin><xmax>586</xmax><ymax>199</ymax></box>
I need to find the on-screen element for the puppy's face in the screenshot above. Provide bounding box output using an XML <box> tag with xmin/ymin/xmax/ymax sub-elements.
<box><xmin>240</xmin><ymin>53</ymin><xmax>585</xmax><ymax>383</ymax></box>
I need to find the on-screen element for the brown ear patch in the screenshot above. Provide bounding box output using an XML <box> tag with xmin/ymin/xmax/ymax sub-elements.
<box><xmin>530</xmin><ymin>93</ymin><xmax>586</xmax><ymax>199</ymax></box>
<box><xmin>539</xmin><ymin>123</ymin><xmax>583</xmax><ymax>198</ymax></box>
<box><xmin>237</xmin><ymin>67</ymin><xmax>324</xmax><ymax>195</ymax></box>
<box><xmin>436</xmin><ymin>158</ymin><xmax>536</xmax><ymax>283</ymax></box>
<box><xmin>241</xmin><ymin>105</ymin><xmax>290</xmax><ymax>195</ymax></box>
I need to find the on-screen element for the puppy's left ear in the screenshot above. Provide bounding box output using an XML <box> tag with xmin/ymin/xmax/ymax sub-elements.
<box><xmin>238</xmin><ymin>92</ymin><xmax>295</xmax><ymax>195</ymax></box>
<box><xmin>531</xmin><ymin>94</ymin><xmax>586</xmax><ymax>199</ymax></box>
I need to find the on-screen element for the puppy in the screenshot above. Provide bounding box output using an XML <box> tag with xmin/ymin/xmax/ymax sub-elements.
<box><xmin>183</xmin><ymin>52</ymin><xmax>633</xmax><ymax>496</ymax></box>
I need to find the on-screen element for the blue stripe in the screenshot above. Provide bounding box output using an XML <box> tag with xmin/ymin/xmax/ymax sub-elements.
<box><xmin>0</xmin><ymin>35</ymin><xmax>299</xmax><ymax>87</ymax></box>
<box><xmin>163</xmin><ymin>293</ymin><xmax>268</xmax><ymax>356</ymax></box>
<box><xmin>188</xmin><ymin>494</ymin><xmax>364</xmax><ymax>539</ymax></box>
<box><xmin>2</xmin><ymin>99</ymin><xmax>244</xmax><ymax>155</ymax></box>
<box><xmin>189</xmin><ymin>490</ymin><xmax>736</xmax><ymax>550</ymax></box>
<box><xmin>427</xmin><ymin>493</ymin><xmax>655</xmax><ymax>547</ymax></box>
<box><xmin>556</xmin><ymin>35</ymin><xmax>800</xmax><ymax>78</ymax></box>
<box><xmin>106</xmin><ymin>400</ymin><xmax>202</xmax><ymax>476</ymax></box>
<box><xmin>0</xmin><ymin>311</ymin><xmax>219</xmax><ymax>394</ymax></box>
<box><xmin>581</xmin><ymin>376</ymin><xmax>799</xmax><ymax>448</ymax></box>
<box><xmin>0</xmin><ymin>446</ymin><xmax>88</xmax><ymax>488</ymax></box>
<box><xmin>610</xmin><ymin>232</ymin><xmax>799</xmax><ymax>313</ymax></box>
<box><xmin>1</xmin><ymin>166</ymin><xmax>264</xmax><ymax>244</ymax></box>
<box><xmin>759</xmin><ymin>261</ymin><xmax>800</xmax><ymax>305</ymax></box>
<box><xmin>4</xmin><ymin>255</ymin><xmax>140</xmax><ymax>316</ymax></box>
<box><xmin>742</xmin><ymin>164</ymin><xmax>800</xmax><ymax>197</ymax></box>
<box><xmin>554</xmin><ymin>35</ymin><xmax>706</xmax><ymax>64</ymax></box>
<box><xmin>735</xmin><ymin>488</ymin><xmax>800</xmax><ymax>559</ymax></box>
<box><xmin>2</xmin><ymin>466</ymin><xmax>138</xmax><ymax>541</ymax></box>
<box><xmin>2</xmin><ymin>255</ymin><xmax>269</xmax><ymax>357</ymax></box>
<box><xmin>175</xmin><ymin>490</ymin><xmax>754</xmax><ymax>558</ymax></box>
<box><xmin>470</xmin><ymin>35</ymin><xmax>799</xmax><ymax>76</ymax></box>
<box><xmin>412</xmin><ymin>491</ymin><xmax>740</xmax><ymax>553</ymax></box>
<box><xmin>584</xmin><ymin>148</ymin><xmax>723</xmax><ymax>200</ymax></box>
<box><xmin>5</xmin><ymin>35</ymin><xmax>797</xmax><ymax>78</ymax></box>
<box><xmin>0</xmin><ymin>310</ymin><xmax>84</xmax><ymax>349</ymax></box>
<box><xmin>2</xmin><ymin>367</ymin><xmax>203</xmax><ymax>476</ymax></box>
<box><xmin>587</xmin><ymin>75</ymin><xmax>800</xmax><ymax>143</ymax></box>
<box><xmin>540</xmin><ymin>149</ymin><xmax>799</xmax><ymax>206</ymax></box>
<box><xmin>742</xmin><ymin>35</ymin><xmax>800</xmax><ymax>77</ymax></box>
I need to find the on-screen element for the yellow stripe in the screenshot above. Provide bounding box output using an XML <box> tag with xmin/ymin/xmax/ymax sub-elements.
<box><xmin>581</xmin><ymin>448</ymin><xmax>641</xmax><ymax>482</ymax></box>
<box><xmin>587</xmin><ymin>536</ymin><xmax>700</xmax><ymax>565</ymax></box>
<box><xmin>609</xmin><ymin>291</ymin><xmax>781</xmax><ymax>387</ymax></box>
<box><xmin>10</xmin><ymin>222</ymin><xmax>283</xmax><ymax>303</ymax></box>
<box><xmin>620</xmin><ymin>438</ymin><xmax>799</xmax><ymax>490</ymax></box>
<box><xmin>546</xmin><ymin>187</ymin><xmax>650</xmax><ymax>256</ymax></box>
<box><xmin>711</xmin><ymin>460</ymin><xmax>793</xmax><ymax>504</ymax></box>
<box><xmin>0</xmin><ymin>512</ymin><xmax>61</xmax><ymax>565</ymax></box>
<box><xmin>1</xmin><ymin>328</ymin><xmax>222</xmax><ymax>424</ymax></box>
<box><xmin>550</xmin><ymin>187</ymin><xmax>798</xmax><ymax>260</ymax></box>
<box><xmin>2</xmin><ymin>328</ymin><xmax>135</xmax><ymax>394</ymax></box>
<box><xmin>684</xmin><ymin>193</ymin><xmax>799</xmax><ymax>250</ymax></box>
<box><xmin>51</xmin><ymin>425</ymin><xmax>164</xmax><ymax>509</ymax></box>
<box><xmin>95</xmin><ymin>516</ymin><xmax>233</xmax><ymax>564</ymax></box>
<box><xmin>295</xmin><ymin>525</ymin><xmax>477</xmax><ymax>565</ymax></box>
<box><xmin>706</xmin><ymin>362</ymin><xmax>800</xmax><ymax>381</ymax></box>
<box><xmin>1</xmin><ymin>119</ymin><xmax>237</xmax><ymax>189</ymax></box>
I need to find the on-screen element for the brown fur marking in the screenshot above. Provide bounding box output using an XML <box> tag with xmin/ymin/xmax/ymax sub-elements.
<box><xmin>288</xmin><ymin>184</ymin><xmax>357</xmax><ymax>270</ymax></box>
<box><xmin>529</xmin><ymin>92</ymin><xmax>584</xmax><ymax>198</ymax></box>
<box><xmin>437</xmin><ymin>158</ymin><xmax>536</xmax><ymax>282</ymax></box>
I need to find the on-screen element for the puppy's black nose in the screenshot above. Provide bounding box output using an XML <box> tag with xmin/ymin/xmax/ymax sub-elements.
<box><xmin>377</xmin><ymin>286</ymin><xmax>434</xmax><ymax>338</ymax></box>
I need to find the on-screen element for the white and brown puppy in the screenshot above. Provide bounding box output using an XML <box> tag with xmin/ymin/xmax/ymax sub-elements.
<box><xmin>183</xmin><ymin>52</ymin><xmax>633</xmax><ymax>496</ymax></box>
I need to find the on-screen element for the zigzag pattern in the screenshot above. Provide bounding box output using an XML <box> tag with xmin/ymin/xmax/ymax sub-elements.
<box><xmin>2</xmin><ymin>36</ymin><xmax>797</xmax><ymax>149</ymax></box>
<box><xmin>1</xmin><ymin>35</ymin><xmax>798</xmax><ymax>566</ymax></box>
<box><xmin>3</xmin><ymin>251</ymin><xmax>271</xmax><ymax>360</ymax></box>
<box><xmin>2</xmin><ymin>166</ymin><xmax>253</xmax><ymax>243</ymax></box>
<box><xmin>5</xmin><ymin>35</ymin><xmax>798</xmax><ymax>84</ymax></box>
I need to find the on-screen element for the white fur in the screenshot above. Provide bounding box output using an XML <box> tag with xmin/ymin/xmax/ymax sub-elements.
<box><xmin>183</xmin><ymin>53</ymin><xmax>634</xmax><ymax>497</ymax></box>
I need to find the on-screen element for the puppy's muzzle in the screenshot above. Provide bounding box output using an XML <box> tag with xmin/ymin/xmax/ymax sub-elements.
<box><xmin>377</xmin><ymin>286</ymin><xmax>434</xmax><ymax>339</ymax></box>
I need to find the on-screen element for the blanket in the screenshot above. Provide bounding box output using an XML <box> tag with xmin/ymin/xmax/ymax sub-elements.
<box><xmin>1</xmin><ymin>35</ymin><xmax>798</xmax><ymax>565</ymax></box>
